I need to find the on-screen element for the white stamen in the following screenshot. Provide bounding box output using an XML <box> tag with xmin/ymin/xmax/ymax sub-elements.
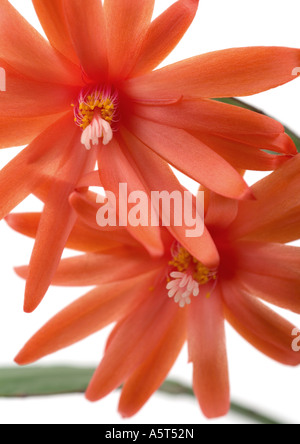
<box><xmin>81</xmin><ymin>114</ymin><xmax>113</xmax><ymax>150</ymax></box>
<box><xmin>167</xmin><ymin>272</ymin><xmax>200</xmax><ymax>308</ymax></box>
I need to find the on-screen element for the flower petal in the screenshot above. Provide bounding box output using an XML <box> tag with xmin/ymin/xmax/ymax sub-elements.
<box><xmin>5</xmin><ymin>213</ymin><xmax>126</xmax><ymax>253</ymax></box>
<box><xmin>125</xmin><ymin>47</ymin><xmax>300</xmax><ymax>100</ymax></box>
<box><xmin>0</xmin><ymin>113</ymin><xmax>74</xmax><ymax>220</ymax></box>
<box><xmin>222</xmin><ymin>281</ymin><xmax>300</xmax><ymax>366</ymax></box>
<box><xmin>63</xmin><ymin>0</ymin><xmax>108</xmax><ymax>80</ymax></box>
<box><xmin>193</xmin><ymin>132</ymin><xmax>295</xmax><ymax>171</ymax></box>
<box><xmin>233</xmin><ymin>242</ymin><xmax>300</xmax><ymax>313</ymax></box>
<box><xmin>0</xmin><ymin>113</ymin><xmax>67</xmax><ymax>149</ymax></box>
<box><xmin>32</xmin><ymin>0</ymin><xmax>79</xmax><ymax>64</ymax></box>
<box><xmin>16</xmin><ymin>248</ymin><xmax>164</xmax><ymax>287</ymax></box>
<box><xmin>15</xmin><ymin>272</ymin><xmax>157</xmax><ymax>365</ymax></box>
<box><xmin>205</xmin><ymin>191</ymin><xmax>239</xmax><ymax>230</ymax></box>
<box><xmin>131</xmin><ymin>0</ymin><xmax>199</xmax><ymax>77</ymax></box>
<box><xmin>229</xmin><ymin>155</ymin><xmax>300</xmax><ymax>243</ymax></box>
<box><xmin>127</xmin><ymin>116</ymin><xmax>250</xmax><ymax>199</ymax></box>
<box><xmin>104</xmin><ymin>0</ymin><xmax>154</xmax><ymax>80</ymax></box>
<box><xmin>132</xmin><ymin>98</ymin><xmax>284</xmax><ymax>136</ymax></box>
<box><xmin>188</xmin><ymin>286</ymin><xmax>230</xmax><ymax>419</ymax></box>
<box><xmin>98</xmin><ymin>137</ymin><xmax>165</xmax><ymax>257</ymax></box>
<box><xmin>0</xmin><ymin>66</ymin><xmax>78</xmax><ymax>118</ymax></box>
<box><xmin>85</xmin><ymin>281</ymin><xmax>178</xmax><ymax>402</ymax></box>
<box><xmin>118</xmin><ymin>307</ymin><xmax>186</xmax><ymax>418</ymax></box>
<box><xmin>22</xmin><ymin>131</ymin><xmax>96</xmax><ymax>313</ymax></box>
<box><xmin>120</xmin><ymin>127</ymin><xmax>220</xmax><ymax>269</ymax></box>
<box><xmin>0</xmin><ymin>0</ymin><xmax>81</xmax><ymax>84</ymax></box>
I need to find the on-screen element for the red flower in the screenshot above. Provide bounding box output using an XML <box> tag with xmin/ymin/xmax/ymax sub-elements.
<box><xmin>9</xmin><ymin>155</ymin><xmax>300</xmax><ymax>419</ymax></box>
<box><xmin>0</xmin><ymin>0</ymin><xmax>299</xmax><ymax>311</ymax></box>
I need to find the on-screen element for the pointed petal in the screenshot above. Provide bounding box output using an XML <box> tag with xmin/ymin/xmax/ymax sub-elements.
<box><xmin>222</xmin><ymin>281</ymin><xmax>300</xmax><ymax>366</ymax></box>
<box><xmin>131</xmin><ymin>0</ymin><xmax>199</xmax><ymax>77</ymax></box>
<box><xmin>0</xmin><ymin>113</ymin><xmax>75</xmax><ymax>220</ymax></box>
<box><xmin>0</xmin><ymin>66</ymin><xmax>79</xmax><ymax>118</ymax></box>
<box><xmin>0</xmin><ymin>113</ymin><xmax>67</xmax><ymax>148</ymax></box>
<box><xmin>127</xmin><ymin>116</ymin><xmax>250</xmax><ymax>199</ymax></box>
<box><xmin>32</xmin><ymin>0</ymin><xmax>79</xmax><ymax>64</ymax></box>
<box><xmin>104</xmin><ymin>0</ymin><xmax>154</xmax><ymax>79</ymax></box>
<box><xmin>205</xmin><ymin>191</ymin><xmax>239</xmax><ymax>230</ymax></box>
<box><xmin>188</xmin><ymin>286</ymin><xmax>230</xmax><ymax>418</ymax></box>
<box><xmin>63</xmin><ymin>0</ymin><xmax>108</xmax><ymax>80</ymax></box>
<box><xmin>132</xmin><ymin>98</ymin><xmax>285</xmax><ymax>136</ymax></box>
<box><xmin>233</xmin><ymin>242</ymin><xmax>300</xmax><ymax>313</ymax></box>
<box><xmin>0</xmin><ymin>0</ymin><xmax>82</xmax><ymax>84</ymax></box>
<box><xmin>5</xmin><ymin>213</ymin><xmax>124</xmax><ymax>253</ymax></box>
<box><xmin>120</xmin><ymin>127</ymin><xmax>219</xmax><ymax>269</ymax></box>
<box><xmin>125</xmin><ymin>47</ymin><xmax>300</xmax><ymax>100</ymax></box>
<box><xmin>85</xmin><ymin>282</ymin><xmax>178</xmax><ymax>401</ymax></box>
<box><xmin>229</xmin><ymin>155</ymin><xmax>300</xmax><ymax>243</ymax></box>
<box><xmin>194</xmin><ymin>132</ymin><xmax>295</xmax><ymax>171</ymax></box>
<box><xmin>16</xmin><ymin>248</ymin><xmax>164</xmax><ymax>287</ymax></box>
<box><xmin>98</xmin><ymin>137</ymin><xmax>164</xmax><ymax>257</ymax></box>
<box><xmin>69</xmin><ymin>191</ymin><xmax>142</xmax><ymax>247</ymax></box>
<box><xmin>23</xmin><ymin>132</ymin><xmax>96</xmax><ymax>312</ymax></box>
<box><xmin>15</xmin><ymin>272</ymin><xmax>157</xmax><ymax>365</ymax></box>
<box><xmin>119</xmin><ymin>308</ymin><xmax>186</xmax><ymax>417</ymax></box>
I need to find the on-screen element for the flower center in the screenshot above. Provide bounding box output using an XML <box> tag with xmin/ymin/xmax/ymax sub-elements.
<box><xmin>72</xmin><ymin>85</ymin><xmax>119</xmax><ymax>150</ymax></box>
<box><xmin>167</xmin><ymin>245</ymin><xmax>217</xmax><ymax>308</ymax></box>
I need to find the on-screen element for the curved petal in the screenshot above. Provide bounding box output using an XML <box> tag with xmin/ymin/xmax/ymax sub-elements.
<box><xmin>32</xmin><ymin>0</ymin><xmax>79</xmax><ymax>64</ymax></box>
<box><xmin>104</xmin><ymin>0</ymin><xmax>154</xmax><ymax>80</ymax></box>
<box><xmin>193</xmin><ymin>132</ymin><xmax>295</xmax><ymax>171</ymax></box>
<box><xmin>0</xmin><ymin>66</ymin><xmax>79</xmax><ymax>118</ymax></box>
<box><xmin>118</xmin><ymin>307</ymin><xmax>186</xmax><ymax>418</ymax></box>
<box><xmin>23</xmin><ymin>133</ymin><xmax>96</xmax><ymax>313</ymax></box>
<box><xmin>69</xmin><ymin>191</ymin><xmax>142</xmax><ymax>248</ymax></box>
<box><xmin>120</xmin><ymin>127</ymin><xmax>219</xmax><ymax>269</ymax></box>
<box><xmin>63</xmin><ymin>0</ymin><xmax>108</xmax><ymax>80</ymax></box>
<box><xmin>131</xmin><ymin>0</ymin><xmax>199</xmax><ymax>77</ymax></box>
<box><xmin>0</xmin><ymin>113</ymin><xmax>74</xmax><ymax>220</ymax></box>
<box><xmin>98</xmin><ymin>137</ymin><xmax>164</xmax><ymax>257</ymax></box>
<box><xmin>15</xmin><ymin>272</ymin><xmax>157</xmax><ymax>365</ymax></box>
<box><xmin>222</xmin><ymin>281</ymin><xmax>300</xmax><ymax>366</ymax></box>
<box><xmin>205</xmin><ymin>191</ymin><xmax>239</xmax><ymax>230</ymax></box>
<box><xmin>85</xmin><ymin>281</ymin><xmax>178</xmax><ymax>402</ymax></box>
<box><xmin>229</xmin><ymin>155</ymin><xmax>300</xmax><ymax>243</ymax></box>
<box><xmin>5</xmin><ymin>213</ymin><xmax>125</xmax><ymax>253</ymax></box>
<box><xmin>188</xmin><ymin>286</ymin><xmax>230</xmax><ymax>419</ymax></box>
<box><xmin>233</xmin><ymin>242</ymin><xmax>300</xmax><ymax>313</ymax></box>
<box><xmin>125</xmin><ymin>47</ymin><xmax>300</xmax><ymax>100</ymax></box>
<box><xmin>132</xmin><ymin>98</ymin><xmax>285</xmax><ymax>136</ymax></box>
<box><xmin>0</xmin><ymin>0</ymin><xmax>81</xmax><ymax>85</ymax></box>
<box><xmin>0</xmin><ymin>112</ymin><xmax>67</xmax><ymax>148</ymax></box>
<box><xmin>126</xmin><ymin>116</ymin><xmax>250</xmax><ymax>199</ymax></box>
<box><xmin>16</xmin><ymin>248</ymin><xmax>164</xmax><ymax>287</ymax></box>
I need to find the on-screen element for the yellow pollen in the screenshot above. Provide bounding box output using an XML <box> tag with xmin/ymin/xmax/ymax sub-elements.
<box><xmin>168</xmin><ymin>247</ymin><xmax>191</xmax><ymax>272</ymax></box>
<box><xmin>77</xmin><ymin>93</ymin><xmax>115</xmax><ymax>130</ymax></box>
<box><xmin>169</xmin><ymin>246</ymin><xmax>216</xmax><ymax>286</ymax></box>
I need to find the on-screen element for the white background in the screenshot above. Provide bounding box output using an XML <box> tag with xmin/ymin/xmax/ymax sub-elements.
<box><xmin>0</xmin><ymin>0</ymin><xmax>300</xmax><ymax>424</ymax></box>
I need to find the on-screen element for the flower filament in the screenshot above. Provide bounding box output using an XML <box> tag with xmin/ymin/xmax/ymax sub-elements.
<box><xmin>167</xmin><ymin>245</ymin><xmax>217</xmax><ymax>307</ymax></box>
<box><xmin>72</xmin><ymin>85</ymin><xmax>119</xmax><ymax>150</ymax></box>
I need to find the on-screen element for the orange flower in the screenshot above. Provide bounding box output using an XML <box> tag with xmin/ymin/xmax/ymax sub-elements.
<box><xmin>10</xmin><ymin>155</ymin><xmax>300</xmax><ymax>419</ymax></box>
<box><xmin>0</xmin><ymin>0</ymin><xmax>299</xmax><ymax>312</ymax></box>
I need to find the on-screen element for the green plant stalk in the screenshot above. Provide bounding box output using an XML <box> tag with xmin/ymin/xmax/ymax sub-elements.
<box><xmin>0</xmin><ymin>366</ymin><xmax>286</xmax><ymax>424</ymax></box>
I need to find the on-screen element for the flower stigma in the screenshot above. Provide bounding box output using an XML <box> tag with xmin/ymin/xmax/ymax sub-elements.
<box><xmin>72</xmin><ymin>85</ymin><xmax>119</xmax><ymax>150</ymax></box>
<box><xmin>167</xmin><ymin>245</ymin><xmax>217</xmax><ymax>308</ymax></box>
